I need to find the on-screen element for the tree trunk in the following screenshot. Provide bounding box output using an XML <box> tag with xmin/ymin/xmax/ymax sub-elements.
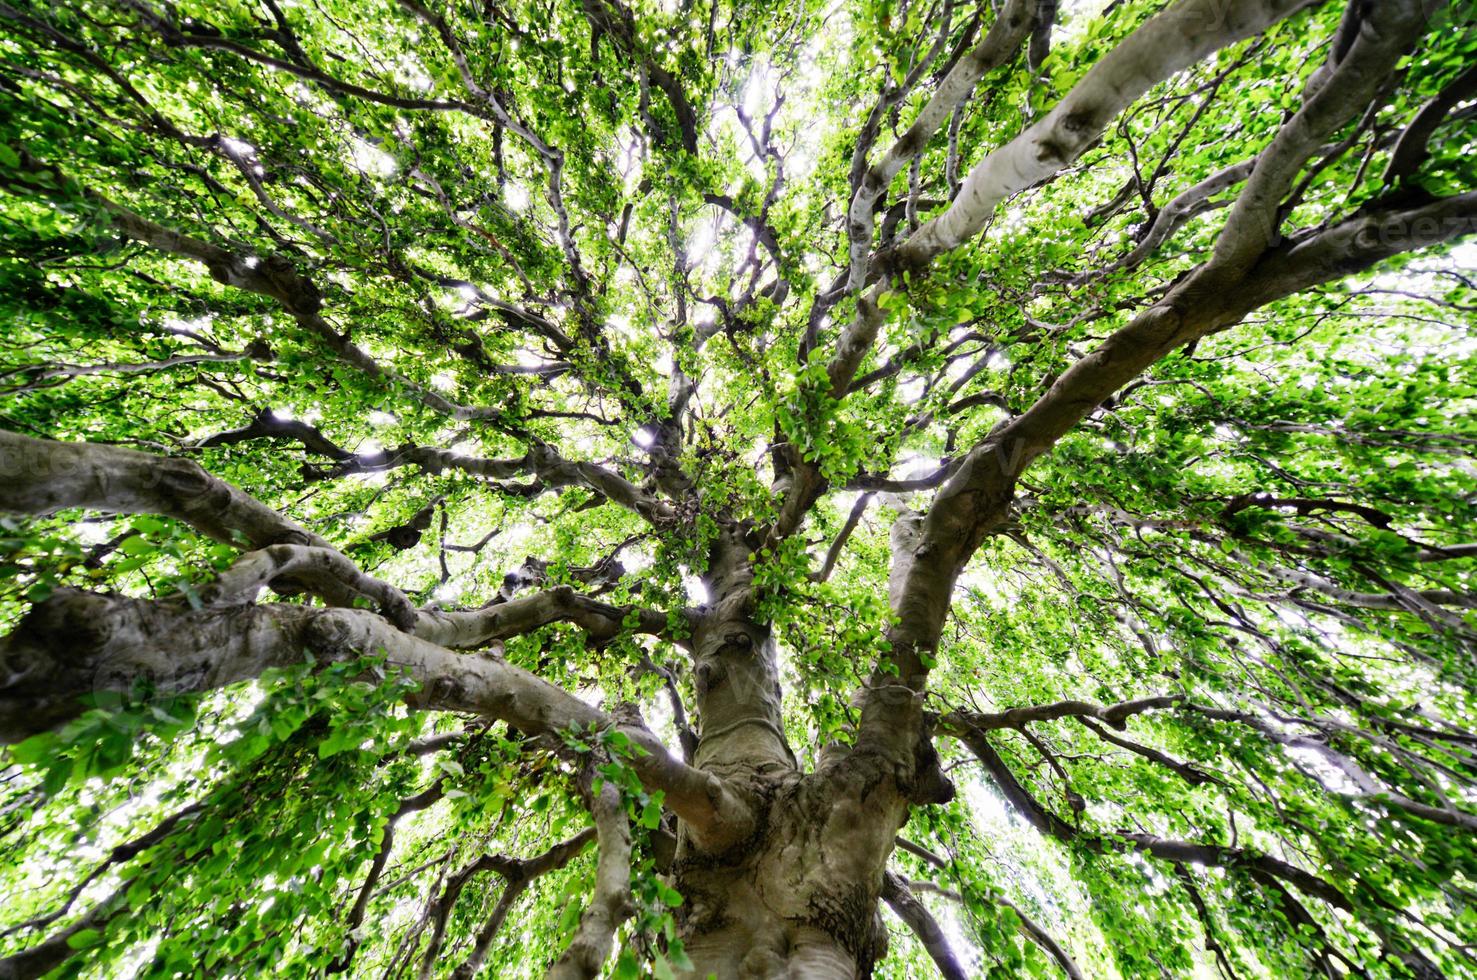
<box><xmin>670</xmin><ymin>530</ymin><xmax>949</xmax><ymax>979</ymax></box>
<box><xmin>673</xmin><ymin>763</ymin><xmax>909</xmax><ymax>979</ymax></box>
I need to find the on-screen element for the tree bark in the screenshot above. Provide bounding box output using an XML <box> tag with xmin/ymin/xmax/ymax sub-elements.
<box><xmin>659</xmin><ymin>526</ymin><xmax>955</xmax><ymax>978</ymax></box>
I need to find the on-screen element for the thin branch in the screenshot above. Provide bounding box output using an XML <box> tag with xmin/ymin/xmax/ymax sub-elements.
<box><xmin>881</xmin><ymin>871</ymin><xmax>968</xmax><ymax>980</ymax></box>
<box><xmin>813</xmin><ymin>492</ymin><xmax>872</xmax><ymax>583</ymax></box>
<box><xmin>329</xmin><ymin>780</ymin><xmax>448</xmax><ymax>974</ymax></box>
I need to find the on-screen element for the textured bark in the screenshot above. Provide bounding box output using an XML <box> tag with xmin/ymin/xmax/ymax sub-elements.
<box><xmin>545</xmin><ymin>772</ymin><xmax>634</xmax><ymax>979</ymax></box>
<box><xmin>0</xmin><ymin>428</ymin><xmax>327</xmax><ymax>551</ymax></box>
<box><xmin>687</xmin><ymin>527</ymin><xmax>796</xmax><ymax>777</ymax></box>
<box><xmin>0</xmin><ymin>449</ymin><xmax>950</xmax><ymax>978</ymax></box>
<box><xmin>673</xmin><ymin>763</ymin><xmax>907</xmax><ymax>979</ymax></box>
<box><xmin>673</xmin><ymin>594</ymin><xmax>950</xmax><ymax>980</ymax></box>
<box><xmin>0</xmin><ymin>487</ymin><xmax>937</xmax><ymax>979</ymax></box>
<box><xmin>0</xmin><ymin>590</ymin><xmax>753</xmax><ymax>848</ymax></box>
<box><xmin>606</xmin><ymin>516</ymin><xmax>943</xmax><ymax>978</ymax></box>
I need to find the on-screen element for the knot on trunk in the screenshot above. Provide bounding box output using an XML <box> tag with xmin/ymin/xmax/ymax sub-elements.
<box><xmin>908</xmin><ymin>729</ymin><xmax>956</xmax><ymax>806</ymax></box>
<box><xmin>608</xmin><ymin>700</ymin><xmax>646</xmax><ymax>728</ymax></box>
<box><xmin>693</xmin><ymin>659</ymin><xmax>724</xmax><ymax>693</ymax></box>
<box><xmin>721</xmin><ymin>629</ymin><xmax>754</xmax><ymax>654</ymax></box>
<box><xmin>157</xmin><ymin>456</ymin><xmax>214</xmax><ymax>502</ymax></box>
<box><xmin>302</xmin><ymin>609</ymin><xmax>366</xmax><ymax>660</ymax></box>
<box><xmin>854</xmin><ymin>691</ymin><xmax>955</xmax><ymax>805</ymax></box>
<box><xmin>1</xmin><ymin>590</ymin><xmax>107</xmax><ymax>694</ymax></box>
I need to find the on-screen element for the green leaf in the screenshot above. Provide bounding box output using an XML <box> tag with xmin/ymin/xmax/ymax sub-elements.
<box><xmin>115</xmin><ymin>535</ymin><xmax>156</xmax><ymax>556</ymax></box>
<box><xmin>66</xmin><ymin>928</ymin><xmax>104</xmax><ymax>950</ymax></box>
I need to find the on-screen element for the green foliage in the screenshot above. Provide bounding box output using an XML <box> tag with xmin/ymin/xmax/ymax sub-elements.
<box><xmin>0</xmin><ymin>656</ymin><xmax>426</xmax><ymax>977</ymax></box>
<box><xmin>0</xmin><ymin>0</ymin><xmax>1474</xmax><ymax>975</ymax></box>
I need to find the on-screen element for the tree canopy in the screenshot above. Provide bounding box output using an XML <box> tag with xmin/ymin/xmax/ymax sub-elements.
<box><xmin>0</xmin><ymin>0</ymin><xmax>1475</xmax><ymax>976</ymax></box>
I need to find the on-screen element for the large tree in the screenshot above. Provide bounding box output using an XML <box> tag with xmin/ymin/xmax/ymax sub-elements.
<box><xmin>0</xmin><ymin>0</ymin><xmax>1474</xmax><ymax>976</ymax></box>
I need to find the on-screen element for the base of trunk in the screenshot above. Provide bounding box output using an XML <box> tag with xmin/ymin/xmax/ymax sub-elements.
<box><xmin>674</xmin><ymin>765</ymin><xmax>909</xmax><ymax>980</ymax></box>
<box><xmin>683</xmin><ymin>924</ymin><xmax>860</xmax><ymax>979</ymax></box>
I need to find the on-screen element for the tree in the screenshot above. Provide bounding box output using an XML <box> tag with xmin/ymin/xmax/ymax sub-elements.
<box><xmin>0</xmin><ymin>0</ymin><xmax>1474</xmax><ymax>975</ymax></box>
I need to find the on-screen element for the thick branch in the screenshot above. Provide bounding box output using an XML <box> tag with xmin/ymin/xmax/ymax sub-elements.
<box><xmin>844</xmin><ymin>0</ymin><xmax>1034</xmax><ymax>291</ymax></box>
<box><xmin>791</xmin><ymin>0</ymin><xmax>1318</xmax><ymax>545</ymax></box>
<box><xmin>415</xmin><ymin>586</ymin><xmax>676</xmax><ymax>650</ymax></box>
<box><xmin>0</xmin><ymin>431</ymin><xmax>676</xmax><ymax>649</ymax></box>
<box><xmin>582</xmin><ymin>0</ymin><xmax>699</xmax><ymax>154</ymax></box>
<box><xmin>1212</xmin><ymin>0</ymin><xmax>1432</xmax><ymax>274</ymax></box>
<box><xmin>945</xmin><ymin>695</ymin><xmax>1183</xmax><ymax>732</ymax></box>
<box><xmin>0</xmin><ymin>428</ymin><xmax>327</xmax><ymax>551</ymax></box>
<box><xmin>0</xmin><ymin>881</ymin><xmax>126</xmax><ymax>980</ymax></box>
<box><xmin>1384</xmin><ymin>60</ymin><xmax>1477</xmax><ymax>184</ymax></box>
<box><xmin>900</xmin><ymin>0</ymin><xmax>1317</xmax><ymax>260</ymax></box>
<box><xmin>0</xmin><ymin>591</ymin><xmax>753</xmax><ymax>849</ymax></box>
<box><xmin>211</xmin><ymin>543</ymin><xmax>419</xmax><ymax>630</ymax></box>
<box><xmin>199</xmin><ymin>409</ymin><xmax>354</xmax><ymax>460</ymax></box>
<box><xmin>307</xmin><ymin>442</ymin><xmax>675</xmax><ymax>526</ymax></box>
<box><xmin>879</xmin><ymin>190</ymin><xmax>1477</xmax><ymax>692</ymax></box>
<box><xmin>417</xmin><ymin>825</ymin><xmax>597</xmax><ymax>979</ymax></box>
<box><xmin>545</xmin><ymin>766</ymin><xmax>634</xmax><ymax>979</ymax></box>
<box><xmin>1083</xmin><ymin>159</ymin><xmax>1255</xmax><ymax>280</ymax></box>
<box><xmin>813</xmin><ymin>493</ymin><xmax>872</xmax><ymax>583</ymax></box>
<box><xmin>1260</xmin><ymin>563</ymin><xmax>1475</xmax><ymax>611</ymax></box>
